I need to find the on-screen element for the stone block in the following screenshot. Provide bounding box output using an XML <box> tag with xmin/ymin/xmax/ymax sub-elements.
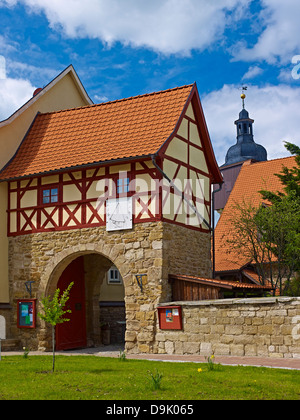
<box><xmin>125</xmin><ymin>331</ymin><xmax>136</xmax><ymax>342</ymax></box>
<box><xmin>230</xmin><ymin>344</ymin><xmax>244</xmax><ymax>356</ymax></box>
<box><xmin>165</xmin><ymin>340</ymin><xmax>175</xmax><ymax>355</ymax></box>
<box><xmin>214</xmin><ymin>343</ymin><xmax>230</xmax><ymax>355</ymax></box>
<box><xmin>183</xmin><ymin>342</ymin><xmax>200</xmax><ymax>354</ymax></box>
<box><xmin>138</xmin><ymin>344</ymin><xmax>150</xmax><ymax>353</ymax></box>
<box><xmin>155</xmin><ymin>333</ymin><xmax>166</xmax><ymax>342</ymax></box>
<box><xmin>137</xmin><ymin>331</ymin><xmax>154</xmax><ymax>342</ymax></box>
<box><xmin>245</xmin><ymin>344</ymin><xmax>257</xmax><ymax>356</ymax></box>
<box><xmin>200</xmin><ymin>342</ymin><xmax>212</xmax><ymax>356</ymax></box>
<box><xmin>258</xmin><ymin>325</ymin><xmax>274</xmax><ymax>335</ymax></box>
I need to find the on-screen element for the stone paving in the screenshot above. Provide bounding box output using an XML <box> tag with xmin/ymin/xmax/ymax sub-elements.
<box><xmin>2</xmin><ymin>345</ymin><xmax>300</xmax><ymax>370</ymax></box>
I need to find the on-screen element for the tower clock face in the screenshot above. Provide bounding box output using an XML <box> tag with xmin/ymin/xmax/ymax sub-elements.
<box><xmin>106</xmin><ymin>197</ymin><xmax>133</xmax><ymax>231</ymax></box>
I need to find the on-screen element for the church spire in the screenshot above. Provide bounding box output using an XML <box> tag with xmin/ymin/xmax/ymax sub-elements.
<box><xmin>222</xmin><ymin>88</ymin><xmax>267</xmax><ymax>167</ymax></box>
<box><xmin>234</xmin><ymin>88</ymin><xmax>254</xmax><ymax>145</ymax></box>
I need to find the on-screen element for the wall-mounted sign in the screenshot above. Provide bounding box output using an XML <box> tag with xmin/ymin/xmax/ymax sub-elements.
<box><xmin>17</xmin><ymin>299</ymin><xmax>36</xmax><ymax>329</ymax></box>
<box><xmin>106</xmin><ymin>197</ymin><xmax>133</xmax><ymax>231</ymax></box>
<box><xmin>157</xmin><ymin>305</ymin><xmax>182</xmax><ymax>330</ymax></box>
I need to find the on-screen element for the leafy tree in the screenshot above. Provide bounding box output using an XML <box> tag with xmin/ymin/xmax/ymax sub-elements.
<box><xmin>226</xmin><ymin>142</ymin><xmax>300</xmax><ymax>295</ymax></box>
<box><xmin>255</xmin><ymin>194</ymin><xmax>300</xmax><ymax>294</ymax></box>
<box><xmin>260</xmin><ymin>142</ymin><xmax>300</xmax><ymax>202</ymax></box>
<box><xmin>259</xmin><ymin>142</ymin><xmax>300</xmax><ymax>279</ymax></box>
<box><xmin>38</xmin><ymin>282</ymin><xmax>73</xmax><ymax>372</ymax></box>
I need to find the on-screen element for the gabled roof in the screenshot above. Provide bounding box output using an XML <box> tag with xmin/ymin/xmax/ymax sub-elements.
<box><xmin>0</xmin><ymin>83</ymin><xmax>222</xmax><ymax>183</ymax></box>
<box><xmin>0</xmin><ymin>65</ymin><xmax>92</xmax><ymax>128</ymax></box>
<box><xmin>215</xmin><ymin>156</ymin><xmax>296</xmax><ymax>273</ymax></box>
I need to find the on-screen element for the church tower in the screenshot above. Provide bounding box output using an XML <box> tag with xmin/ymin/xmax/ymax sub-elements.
<box><xmin>214</xmin><ymin>88</ymin><xmax>267</xmax><ymax>212</ymax></box>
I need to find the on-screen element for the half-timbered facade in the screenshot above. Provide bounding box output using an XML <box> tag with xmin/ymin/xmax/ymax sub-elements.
<box><xmin>4</xmin><ymin>85</ymin><xmax>219</xmax><ymax>237</ymax></box>
<box><xmin>0</xmin><ymin>72</ymin><xmax>222</xmax><ymax>353</ymax></box>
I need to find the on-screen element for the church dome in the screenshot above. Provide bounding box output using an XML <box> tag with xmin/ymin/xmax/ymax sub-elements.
<box><xmin>223</xmin><ymin>97</ymin><xmax>267</xmax><ymax>166</ymax></box>
<box><xmin>225</xmin><ymin>141</ymin><xmax>267</xmax><ymax>166</ymax></box>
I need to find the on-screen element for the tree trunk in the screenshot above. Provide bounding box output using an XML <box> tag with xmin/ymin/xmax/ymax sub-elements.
<box><xmin>52</xmin><ymin>325</ymin><xmax>55</xmax><ymax>373</ymax></box>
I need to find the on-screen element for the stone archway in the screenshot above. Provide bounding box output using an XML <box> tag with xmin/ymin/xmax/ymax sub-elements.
<box><xmin>38</xmin><ymin>243</ymin><xmax>130</xmax><ymax>351</ymax></box>
<box><xmin>39</xmin><ymin>242</ymin><xmax>130</xmax><ymax>298</ymax></box>
<box><xmin>10</xmin><ymin>223</ymin><xmax>166</xmax><ymax>353</ymax></box>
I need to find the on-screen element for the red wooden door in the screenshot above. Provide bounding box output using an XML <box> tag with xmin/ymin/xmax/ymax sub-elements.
<box><xmin>56</xmin><ymin>256</ymin><xmax>87</xmax><ymax>350</ymax></box>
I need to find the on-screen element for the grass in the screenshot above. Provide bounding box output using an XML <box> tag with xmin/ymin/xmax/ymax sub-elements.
<box><xmin>0</xmin><ymin>355</ymin><xmax>299</xmax><ymax>400</ymax></box>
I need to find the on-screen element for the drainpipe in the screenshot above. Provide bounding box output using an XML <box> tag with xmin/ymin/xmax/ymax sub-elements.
<box><xmin>212</xmin><ymin>183</ymin><xmax>223</xmax><ymax>279</ymax></box>
<box><xmin>151</xmin><ymin>154</ymin><xmax>212</xmax><ymax>231</ymax></box>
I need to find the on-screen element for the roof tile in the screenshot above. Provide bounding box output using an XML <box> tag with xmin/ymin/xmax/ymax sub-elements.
<box><xmin>215</xmin><ymin>156</ymin><xmax>297</xmax><ymax>272</ymax></box>
<box><xmin>0</xmin><ymin>84</ymin><xmax>193</xmax><ymax>179</ymax></box>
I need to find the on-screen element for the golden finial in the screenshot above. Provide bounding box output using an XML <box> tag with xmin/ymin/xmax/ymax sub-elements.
<box><xmin>240</xmin><ymin>86</ymin><xmax>247</xmax><ymax>108</ymax></box>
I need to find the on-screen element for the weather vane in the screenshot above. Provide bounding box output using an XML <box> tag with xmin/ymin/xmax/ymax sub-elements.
<box><xmin>240</xmin><ymin>86</ymin><xmax>247</xmax><ymax>109</ymax></box>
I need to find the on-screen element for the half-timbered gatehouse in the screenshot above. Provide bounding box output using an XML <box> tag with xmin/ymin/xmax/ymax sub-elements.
<box><xmin>0</xmin><ymin>68</ymin><xmax>222</xmax><ymax>353</ymax></box>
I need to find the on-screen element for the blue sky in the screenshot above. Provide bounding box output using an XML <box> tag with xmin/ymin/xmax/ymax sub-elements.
<box><xmin>0</xmin><ymin>0</ymin><xmax>300</xmax><ymax>165</ymax></box>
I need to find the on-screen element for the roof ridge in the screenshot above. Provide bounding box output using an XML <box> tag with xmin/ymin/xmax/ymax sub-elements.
<box><xmin>242</xmin><ymin>155</ymin><xmax>295</xmax><ymax>168</ymax></box>
<box><xmin>38</xmin><ymin>83</ymin><xmax>195</xmax><ymax>117</ymax></box>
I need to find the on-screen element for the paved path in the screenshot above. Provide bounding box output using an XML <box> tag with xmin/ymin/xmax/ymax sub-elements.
<box><xmin>2</xmin><ymin>346</ymin><xmax>300</xmax><ymax>370</ymax></box>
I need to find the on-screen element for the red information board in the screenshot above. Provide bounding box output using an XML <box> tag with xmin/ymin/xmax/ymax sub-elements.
<box><xmin>17</xmin><ymin>299</ymin><xmax>36</xmax><ymax>329</ymax></box>
<box><xmin>157</xmin><ymin>306</ymin><xmax>182</xmax><ymax>330</ymax></box>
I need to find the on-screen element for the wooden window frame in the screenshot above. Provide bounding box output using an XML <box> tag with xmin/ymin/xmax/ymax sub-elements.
<box><xmin>39</xmin><ymin>183</ymin><xmax>62</xmax><ymax>206</ymax></box>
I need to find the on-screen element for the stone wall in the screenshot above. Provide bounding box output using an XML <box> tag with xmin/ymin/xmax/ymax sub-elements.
<box><xmin>7</xmin><ymin>221</ymin><xmax>211</xmax><ymax>353</ymax></box>
<box><xmin>156</xmin><ymin>297</ymin><xmax>300</xmax><ymax>358</ymax></box>
<box><xmin>99</xmin><ymin>303</ymin><xmax>126</xmax><ymax>344</ymax></box>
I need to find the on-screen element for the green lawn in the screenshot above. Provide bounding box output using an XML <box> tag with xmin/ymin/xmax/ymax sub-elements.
<box><xmin>0</xmin><ymin>355</ymin><xmax>299</xmax><ymax>400</ymax></box>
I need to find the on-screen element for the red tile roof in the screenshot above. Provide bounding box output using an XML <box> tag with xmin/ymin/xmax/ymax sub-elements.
<box><xmin>0</xmin><ymin>84</ymin><xmax>195</xmax><ymax>180</ymax></box>
<box><xmin>169</xmin><ymin>274</ymin><xmax>272</xmax><ymax>290</ymax></box>
<box><xmin>215</xmin><ymin>156</ymin><xmax>297</xmax><ymax>272</ymax></box>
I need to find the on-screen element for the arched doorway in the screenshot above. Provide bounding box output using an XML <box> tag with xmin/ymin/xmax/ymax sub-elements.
<box><xmin>56</xmin><ymin>256</ymin><xmax>87</xmax><ymax>350</ymax></box>
<box><xmin>43</xmin><ymin>251</ymin><xmax>126</xmax><ymax>351</ymax></box>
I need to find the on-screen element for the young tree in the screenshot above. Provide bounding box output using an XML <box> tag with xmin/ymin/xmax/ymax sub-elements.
<box><xmin>38</xmin><ymin>282</ymin><xmax>74</xmax><ymax>372</ymax></box>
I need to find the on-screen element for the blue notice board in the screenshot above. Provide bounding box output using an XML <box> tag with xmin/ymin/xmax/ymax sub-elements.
<box><xmin>17</xmin><ymin>299</ymin><xmax>36</xmax><ymax>329</ymax></box>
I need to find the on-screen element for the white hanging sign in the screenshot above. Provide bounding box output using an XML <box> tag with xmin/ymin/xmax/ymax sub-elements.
<box><xmin>106</xmin><ymin>197</ymin><xmax>133</xmax><ymax>231</ymax></box>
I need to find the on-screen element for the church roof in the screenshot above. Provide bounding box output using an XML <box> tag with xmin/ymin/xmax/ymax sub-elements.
<box><xmin>215</xmin><ymin>156</ymin><xmax>296</xmax><ymax>273</ymax></box>
<box><xmin>224</xmin><ymin>141</ymin><xmax>267</xmax><ymax>166</ymax></box>
<box><xmin>222</xmin><ymin>106</ymin><xmax>267</xmax><ymax>167</ymax></box>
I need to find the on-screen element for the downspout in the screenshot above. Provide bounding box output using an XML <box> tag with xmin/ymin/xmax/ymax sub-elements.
<box><xmin>151</xmin><ymin>154</ymin><xmax>212</xmax><ymax>231</ymax></box>
<box><xmin>212</xmin><ymin>183</ymin><xmax>223</xmax><ymax>278</ymax></box>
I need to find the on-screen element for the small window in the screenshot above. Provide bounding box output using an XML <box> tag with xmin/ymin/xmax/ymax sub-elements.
<box><xmin>42</xmin><ymin>187</ymin><xmax>59</xmax><ymax>204</ymax></box>
<box><xmin>117</xmin><ymin>177</ymin><xmax>129</xmax><ymax>194</ymax></box>
<box><xmin>108</xmin><ymin>267</ymin><xmax>122</xmax><ymax>284</ymax></box>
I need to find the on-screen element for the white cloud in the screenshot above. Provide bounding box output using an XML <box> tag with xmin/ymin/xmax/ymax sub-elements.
<box><xmin>3</xmin><ymin>0</ymin><xmax>300</xmax><ymax>64</ymax></box>
<box><xmin>202</xmin><ymin>84</ymin><xmax>300</xmax><ymax>165</ymax></box>
<box><xmin>9</xmin><ymin>0</ymin><xmax>251</xmax><ymax>56</ymax></box>
<box><xmin>0</xmin><ymin>0</ymin><xmax>18</xmax><ymax>6</ymax></box>
<box><xmin>242</xmin><ymin>65</ymin><xmax>263</xmax><ymax>80</ymax></box>
<box><xmin>94</xmin><ymin>94</ymin><xmax>108</xmax><ymax>103</ymax></box>
<box><xmin>232</xmin><ymin>0</ymin><xmax>300</xmax><ymax>64</ymax></box>
<box><xmin>0</xmin><ymin>77</ymin><xmax>36</xmax><ymax>120</ymax></box>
